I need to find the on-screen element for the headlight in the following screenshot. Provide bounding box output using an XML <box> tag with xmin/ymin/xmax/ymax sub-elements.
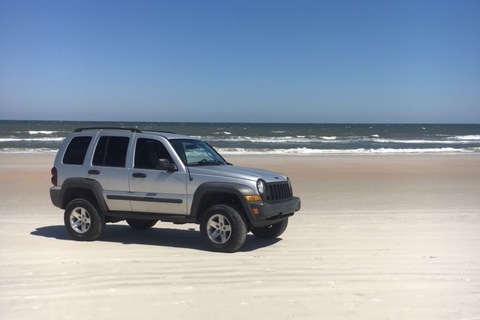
<box><xmin>257</xmin><ymin>179</ymin><xmax>266</xmax><ymax>195</ymax></box>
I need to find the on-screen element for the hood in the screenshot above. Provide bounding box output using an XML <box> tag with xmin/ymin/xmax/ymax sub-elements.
<box><xmin>189</xmin><ymin>165</ymin><xmax>288</xmax><ymax>183</ymax></box>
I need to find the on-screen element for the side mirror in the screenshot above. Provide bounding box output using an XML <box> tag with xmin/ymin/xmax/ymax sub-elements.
<box><xmin>156</xmin><ymin>158</ymin><xmax>178</xmax><ymax>172</ymax></box>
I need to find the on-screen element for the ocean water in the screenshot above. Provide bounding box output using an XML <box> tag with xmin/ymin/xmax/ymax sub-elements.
<box><xmin>1</xmin><ymin>120</ymin><xmax>479</xmax><ymax>154</ymax></box>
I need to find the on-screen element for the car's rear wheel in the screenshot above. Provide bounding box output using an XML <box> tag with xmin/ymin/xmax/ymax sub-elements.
<box><xmin>126</xmin><ymin>219</ymin><xmax>157</xmax><ymax>230</ymax></box>
<box><xmin>64</xmin><ymin>198</ymin><xmax>105</xmax><ymax>241</ymax></box>
<box><xmin>200</xmin><ymin>204</ymin><xmax>247</xmax><ymax>253</ymax></box>
<box><xmin>251</xmin><ymin>218</ymin><xmax>288</xmax><ymax>239</ymax></box>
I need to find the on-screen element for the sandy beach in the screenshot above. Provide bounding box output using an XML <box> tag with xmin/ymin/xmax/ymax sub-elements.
<box><xmin>1</xmin><ymin>153</ymin><xmax>479</xmax><ymax>320</ymax></box>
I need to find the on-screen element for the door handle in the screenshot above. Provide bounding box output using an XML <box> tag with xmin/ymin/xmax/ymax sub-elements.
<box><xmin>132</xmin><ymin>172</ymin><xmax>147</xmax><ymax>178</ymax></box>
<box><xmin>88</xmin><ymin>169</ymin><xmax>100</xmax><ymax>175</ymax></box>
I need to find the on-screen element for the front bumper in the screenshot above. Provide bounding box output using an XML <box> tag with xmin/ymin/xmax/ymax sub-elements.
<box><xmin>248</xmin><ymin>196</ymin><xmax>301</xmax><ymax>227</ymax></box>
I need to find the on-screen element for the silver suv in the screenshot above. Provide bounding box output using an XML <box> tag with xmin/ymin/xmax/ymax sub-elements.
<box><xmin>50</xmin><ymin>128</ymin><xmax>301</xmax><ymax>252</ymax></box>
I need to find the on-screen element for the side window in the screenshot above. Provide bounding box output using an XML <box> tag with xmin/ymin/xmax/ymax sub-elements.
<box><xmin>93</xmin><ymin>136</ymin><xmax>129</xmax><ymax>167</ymax></box>
<box><xmin>134</xmin><ymin>138</ymin><xmax>173</xmax><ymax>169</ymax></box>
<box><xmin>63</xmin><ymin>136</ymin><xmax>92</xmax><ymax>165</ymax></box>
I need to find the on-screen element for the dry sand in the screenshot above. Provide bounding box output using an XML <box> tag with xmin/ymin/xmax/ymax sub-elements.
<box><xmin>1</xmin><ymin>153</ymin><xmax>479</xmax><ymax>320</ymax></box>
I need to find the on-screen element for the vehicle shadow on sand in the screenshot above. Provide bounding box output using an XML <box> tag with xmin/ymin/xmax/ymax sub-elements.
<box><xmin>31</xmin><ymin>225</ymin><xmax>281</xmax><ymax>252</ymax></box>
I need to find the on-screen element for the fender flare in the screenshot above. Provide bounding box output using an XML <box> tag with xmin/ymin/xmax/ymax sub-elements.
<box><xmin>60</xmin><ymin>178</ymin><xmax>108</xmax><ymax>211</ymax></box>
<box><xmin>190</xmin><ymin>182</ymin><xmax>257</xmax><ymax>223</ymax></box>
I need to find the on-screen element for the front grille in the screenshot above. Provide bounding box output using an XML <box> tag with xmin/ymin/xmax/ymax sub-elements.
<box><xmin>266</xmin><ymin>182</ymin><xmax>292</xmax><ymax>202</ymax></box>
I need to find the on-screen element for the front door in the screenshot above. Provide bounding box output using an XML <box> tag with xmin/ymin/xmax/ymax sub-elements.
<box><xmin>129</xmin><ymin>137</ymin><xmax>188</xmax><ymax>215</ymax></box>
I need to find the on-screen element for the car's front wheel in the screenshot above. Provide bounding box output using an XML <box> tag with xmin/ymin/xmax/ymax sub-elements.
<box><xmin>200</xmin><ymin>204</ymin><xmax>247</xmax><ymax>253</ymax></box>
<box><xmin>251</xmin><ymin>218</ymin><xmax>288</xmax><ymax>239</ymax></box>
<box><xmin>64</xmin><ymin>198</ymin><xmax>105</xmax><ymax>241</ymax></box>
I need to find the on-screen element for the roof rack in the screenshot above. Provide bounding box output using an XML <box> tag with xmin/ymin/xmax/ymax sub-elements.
<box><xmin>73</xmin><ymin>127</ymin><xmax>177</xmax><ymax>134</ymax></box>
<box><xmin>74</xmin><ymin>127</ymin><xmax>142</xmax><ymax>133</ymax></box>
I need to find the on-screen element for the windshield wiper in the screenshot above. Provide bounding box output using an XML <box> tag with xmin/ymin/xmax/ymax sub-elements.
<box><xmin>191</xmin><ymin>160</ymin><xmax>225</xmax><ymax>166</ymax></box>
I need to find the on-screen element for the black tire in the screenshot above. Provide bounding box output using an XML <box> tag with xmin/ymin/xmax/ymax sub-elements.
<box><xmin>251</xmin><ymin>218</ymin><xmax>289</xmax><ymax>239</ymax></box>
<box><xmin>126</xmin><ymin>219</ymin><xmax>157</xmax><ymax>230</ymax></box>
<box><xmin>64</xmin><ymin>198</ymin><xmax>105</xmax><ymax>241</ymax></box>
<box><xmin>200</xmin><ymin>204</ymin><xmax>247</xmax><ymax>253</ymax></box>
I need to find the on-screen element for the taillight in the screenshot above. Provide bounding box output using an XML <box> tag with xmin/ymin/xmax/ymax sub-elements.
<box><xmin>51</xmin><ymin>167</ymin><xmax>57</xmax><ymax>186</ymax></box>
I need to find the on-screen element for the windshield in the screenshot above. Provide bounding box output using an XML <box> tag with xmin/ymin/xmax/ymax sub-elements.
<box><xmin>170</xmin><ymin>139</ymin><xmax>227</xmax><ymax>166</ymax></box>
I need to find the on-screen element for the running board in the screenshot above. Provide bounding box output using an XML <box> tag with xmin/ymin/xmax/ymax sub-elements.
<box><xmin>105</xmin><ymin>211</ymin><xmax>197</xmax><ymax>224</ymax></box>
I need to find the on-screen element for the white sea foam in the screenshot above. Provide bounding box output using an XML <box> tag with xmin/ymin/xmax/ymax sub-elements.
<box><xmin>0</xmin><ymin>148</ymin><xmax>58</xmax><ymax>153</ymax></box>
<box><xmin>207</xmin><ymin>136</ymin><xmax>338</xmax><ymax>144</ymax></box>
<box><xmin>0</xmin><ymin>137</ymin><xmax>64</xmax><ymax>142</ymax></box>
<box><xmin>28</xmin><ymin>130</ymin><xmax>56</xmax><ymax>135</ymax></box>
<box><xmin>372</xmin><ymin>138</ymin><xmax>466</xmax><ymax>144</ymax></box>
<box><xmin>218</xmin><ymin>147</ymin><xmax>480</xmax><ymax>155</ymax></box>
<box><xmin>455</xmin><ymin>135</ymin><xmax>480</xmax><ymax>141</ymax></box>
<box><xmin>209</xmin><ymin>135</ymin><xmax>470</xmax><ymax>145</ymax></box>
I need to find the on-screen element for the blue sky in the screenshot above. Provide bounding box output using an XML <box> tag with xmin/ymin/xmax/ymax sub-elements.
<box><xmin>1</xmin><ymin>0</ymin><xmax>479</xmax><ymax>123</ymax></box>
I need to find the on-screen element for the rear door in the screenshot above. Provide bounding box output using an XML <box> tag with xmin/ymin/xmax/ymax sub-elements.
<box><xmin>128</xmin><ymin>135</ymin><xmax>188</xmax><ymax>215</ymax></box>
<box><xmin>87</xmin><ymin>133</ymin><xmax>132</xmax><ymax>212</ymax></box>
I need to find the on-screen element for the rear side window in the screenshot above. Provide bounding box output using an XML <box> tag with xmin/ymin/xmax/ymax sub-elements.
<box><xmin>93</xmin><ymin>136</ymin><xmax>129</xmax><ymax>167</ymax></box>
<box><xmin>63</xmin><ymin>136</ymin><xmax>92</xmax><ymax>165</ymax></box>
